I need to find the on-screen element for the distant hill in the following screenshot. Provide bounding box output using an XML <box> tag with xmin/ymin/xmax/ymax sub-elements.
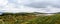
<box><xmin>0</xmin><ymin>12</ymin><xmax>60</xmax><ymax>16</ymax></box>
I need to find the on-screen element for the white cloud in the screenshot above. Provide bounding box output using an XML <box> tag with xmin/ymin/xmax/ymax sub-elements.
<box><xmin>0</xmin><ymin>4</ymin><xmax>37</xmax><ymax>13</ymax></box>
<box><xmin>0</xmin><ymin>0</ymin><xmax>8</xmax><ymax>6</ymax></box>
<box><xmin>0</xmin><ymin>0</ymin><xmax>60</xmax><ymax>13</ymax></box>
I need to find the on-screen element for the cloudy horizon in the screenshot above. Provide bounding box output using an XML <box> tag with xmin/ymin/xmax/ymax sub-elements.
<box><xmin>0</xmin><ymin>0</ymin><xmax>60</xmax><ymax>13</ymax></box>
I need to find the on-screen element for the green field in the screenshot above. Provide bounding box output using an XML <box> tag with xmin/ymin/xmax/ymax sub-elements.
<box><xmin>0</xmin><ymin>13</ymin><xmax>60</xmax><ymax>24</ymax></box>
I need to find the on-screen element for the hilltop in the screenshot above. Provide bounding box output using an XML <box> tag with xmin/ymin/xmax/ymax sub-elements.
<box><xmin>0</xmin><ymin>12</ymin><xmax>60</xmax><ymax>24</ymax></box>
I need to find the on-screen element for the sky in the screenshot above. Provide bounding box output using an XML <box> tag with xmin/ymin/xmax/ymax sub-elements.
<box><xmin>0</xmin><ymin>0</ymin><xmax>60</xmax><ymax>13</ymax></box>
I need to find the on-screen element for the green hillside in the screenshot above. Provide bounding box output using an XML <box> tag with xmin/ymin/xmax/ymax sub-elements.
<box><xmin>0</xmin><ymin>13</ymin><xmax>60</xmax><ymax>24</ymax></box>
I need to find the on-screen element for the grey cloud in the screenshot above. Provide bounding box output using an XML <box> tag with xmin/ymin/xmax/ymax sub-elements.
<box><xmin>52</xmin><ymin>5</ymin><xmax>60</xmax><ymax>8</ymax></box>
<box><xmin>7</xmin><ymin>0</ymin><xmax>60</xmax><ymax>8</ymax></box>
<box><xmin>25</xmin><ymin>2</ymin><xmax>51</xmax><ymax>8</ymax></box>
<box><xmin>24</xmin><ymin>1</ymin><xmax>60</xmax><ymax>8</ymax></box>
<box><xmin>8</xmin><ymin>0</ymin><xmax>60</xmax><ymax>8</ymax></box>
<box><xmin>26</xmin><ymin>2</ymin><xmax>49</xmax><ymax>8</ymax></box>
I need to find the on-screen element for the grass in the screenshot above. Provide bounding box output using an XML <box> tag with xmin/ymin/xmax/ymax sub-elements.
<box><xmin>0</xmin><ymin>13</ymin><xmax>60</xmax><ymax>24</ymax></box>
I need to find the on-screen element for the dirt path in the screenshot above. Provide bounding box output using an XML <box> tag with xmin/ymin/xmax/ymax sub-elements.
<box><xmin>0</xmin><ymin>19</ymin><xmax>5</xmax><ymax>24</ymax></box>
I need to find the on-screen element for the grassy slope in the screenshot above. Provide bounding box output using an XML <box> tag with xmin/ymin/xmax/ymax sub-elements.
<box><xmin>0</xmin><ymin>13</ymin><xmax>60</xmax><ymax>24</ymax></box>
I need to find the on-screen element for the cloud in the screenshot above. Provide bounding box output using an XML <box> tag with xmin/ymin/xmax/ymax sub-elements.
<box><xmin>0</xmin><ymin>0</ymin><xmax>60</xmax><ymax>13</ymax></box>
<box><xmin>0</xmin><ymin>0</ymin><xmax>8</xmax><ymax>6</ymax></box>
<box><xmin>0</xmin><ymin>7</ymin><xmax>41</xmax><ymax>13</ymax></box>
<box><xmin>25</xmin><ymin>2</ymin><xmax>50</xmax><ymax>8</ymax></box>
<box><xmin>25</xmin><ymin>0</ymin><xmax>60</xmax><ymax>8</ymax></box>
